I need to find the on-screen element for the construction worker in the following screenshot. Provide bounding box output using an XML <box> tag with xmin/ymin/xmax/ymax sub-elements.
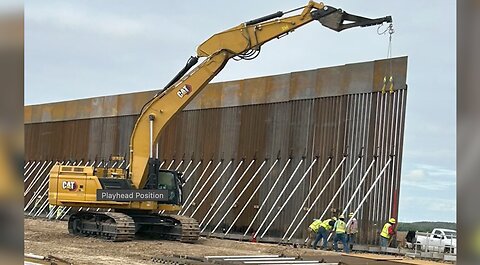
<box><xmin>48</xmin><ymin>204</ymin><xmax>55</xmax><ymax>219</ymax></box>
<box><xmin>56</xmin><ymin>206</ymin><xmax>64</xmax><ymax>219</ymax></box>
<box><xmin>346</xmin><ymin>212</ymin><xmax>358</xmax><ymax>251</ymax></box>
<box><xmin>313</xmin><ymin>217</ymin><xmax>336</xmax><ymax>250</ymax></box>
<box><xmin>306</xmin><ymin>219</ymin><xmax>322</xmax><ymax>248</ymax></box>
<box><xmin>33</xmin><ymin>194</ymin><xmax>43</xmax><ymax>214</ymax></box>
<box><xmin>333</xmin><ymin>215</ymin><xmax>349</xmax><ymax>253</ymax></box>
<box><xmin>380</xmin><ymin>218</ymin><xmax>396</xmax><ymax>247</ymax></box>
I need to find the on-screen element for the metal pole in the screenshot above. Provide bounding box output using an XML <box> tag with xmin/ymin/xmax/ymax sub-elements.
<box><xmin>159</xmin><ymin>160</ymin><xmax>165</xmax><ymax>169</ymax></box>
<box><xmin>166</xmin><ymin>159</ymin><xmax>175</xmax><ymax>170</ymax></box>
<box><xmin>181</xmin><ymin>160</ymin><xmax>193</xmax><ymax>174</ymax></box>
<box><xmin>253</xmin><ymin>159</ymin><xmax>304</xmax><ymax>239</ymax></box>
<box><xmin>211</xmin><ymin>160</ymin><xmax>267</xmax><ymax>234</ymax></box>
<box><xmin>24</xmin><ymin>160</ymin><xmax>48</xmax><ymax>195</ymax></box>
<box><xmin>225</xmin><ymin>159</ymin><xmax>279</xmax><ymax>236</ymax></box>
<box><xmin>190</xmin><ymin>160</ymin><xmax>233</xmax><ymax>218</ymax></box>
<box><xmin>24</xmin><ymin>161</ymin><xmax>39</xmax><ymax>182</ymax></box>
<box><xmin>181</xmin><ymin>160</ymin><xmax>213</xmax><ymax>209</ymax></box>
<box><xmin>45</xmin><ymin>202</ymin><xmax>57</xmax><ymax>218</ymax></box>
<box><xmin>149</xmin><ymin>115</ymin><xmax>155</xmax><ymax>158</ymax></box>
<box><xmin>345</xmin><ymin>159</ymin><xmax>392</xmax><ymax>228</ymax></box>
<box><xmin>27</xmin><ymin>191</ymin><xmax>44</xmax><ymax>215</ymax></box>
<box><xmin>289</xmin><ymin>157</ymin><xmax>361</xmax><ymax>241</ymax></box>
<box><xmin>24</xmin><ymin>172</ymin><xmax>51</xmax><ymax>211</ymax></box>
<box><xmin>205</xmin><ymin>255</ymin><xmax>279</xmax><ymax>260</ymax></box>
<box><xmin>180</xmin><ymin>160</ymin><xmax>222</xmax><ymax>215</ymax></box>
<box><xmin>33</xmin><ymin>191</ymin><xmax>50</xmax><ymax>216</ymax></box>
<box><xmin>243</xmin><ymin>159</ymin><xmax>291</xmax><ymax>238</ymax></box>
<box><xmin>24</xmin><ymin>160</ymin><xmax>53</xmax><ymax>202</ymax></box>
<box><xmin>260</xmin><ymin>158</ymin><xmax>321</xmax><ymax>238</ymax></box>
<box><xmin>282</xmin><ymin>157</ymin><xmax>345</xmax><ymax>240</ymax></box>
<box><xmin>201</xmin><ymin>159</ymin><xmax>256</xmax><ymax>233</ymax></box>
<box><xmin>169</xmin><ymin>160</ymin><xmax>204</xmax><ymax>214</ymax></box>
<box><xmin>34</xmin><ymin>160</ymin><xmax>72</xmax><ymax>218</ymax></box>
<box><xmin>156</xmin><ymin>142</ymin><xmax>159</xmax><ymax>159</ymax></box>
<box><xmin>24</xmin><ymin>160</ymin><xmax>41</xmax><ymax>181</ymax></box>
<box><xmin>199</xmin><ymin>160</ymin><xmax>244</xmax><ymax>227</ymax></box>
<box><xmin>337</xmin><ymin>158</ymin><xmax>377</xmax><ymax>220</ymax></box>
<box><xmin>25</xmin><ymin>177</ymin><xmax>49</xmax><ymax>212</ymax></box>
<box><xmin>175</xmin><ymin>159</ymin><xmax>184</xmax><ymax>171</ymax></box>
<box><xmin>225</xmin><ymin>258</ymin><xmax>296</xmax><ymax>262</ymax></box>
<box><xmin>59</xmin><ymin>206</ymin><xmax>71</xmax><ymax>220</ymax></box>
<box><xmin>325</xmin><ymin>158</ymin><xmax>377</xmax><ymax>242</ymax></box>
<box><xmin>118</xmin><ymin>159</ymin><xmax>125</xmax><ymax>168</ymax></box>
<box><xmin>23</xmin><ymin>160</ymin><xmax>32</xmax><ymax>171</ymax></box>
<box><xmin>183</xmin><ymin>160</ymin><xmax>202</xmax><ymax>185</ymax></box>
<box><xmin>25</xmin><ymin>161</ymin><xmax>67</xmax><ymax>212</ymax></box>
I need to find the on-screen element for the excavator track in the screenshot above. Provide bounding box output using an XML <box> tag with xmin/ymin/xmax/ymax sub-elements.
<box><xmin>132</xmin><ymin>213</ymin><xmax>200</xmax><ymax>243</ymax></box>
<box><xmin>68</xmin><ymin>211</ymin><xmax>135</xmax><ymax>242</ymax></box>
<box><xmin>158</xmin><ymin>214</ymin><xmax>200</xmax><ymax>243</ymax></box>
<box><xmin>68</xmin><ymin>211</ymin><xmax>199</xmax><ymax>243</ymax></box>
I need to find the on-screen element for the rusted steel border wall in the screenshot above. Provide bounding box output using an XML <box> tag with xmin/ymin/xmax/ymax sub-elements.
<box><xmin>24</xmin><ymin>57</ymin><xmax>407</xmax><ymax>245</ymax></box>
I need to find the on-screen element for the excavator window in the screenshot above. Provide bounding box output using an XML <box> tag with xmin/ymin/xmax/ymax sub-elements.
<box><xmin>157</xmin><ymin>170</ymin><xmax>181</xmax><ymax>204</ymax></box>
<box><xmin>158</xmin><ymin>171</ymin><xmax>176</xmax><ymax>190</ymax></box>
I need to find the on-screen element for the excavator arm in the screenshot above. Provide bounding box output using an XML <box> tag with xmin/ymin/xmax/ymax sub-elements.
<box><xmin>128</xmin><ymin>1</ymin><xmax>392</xmax><ymax>189</ymax></box>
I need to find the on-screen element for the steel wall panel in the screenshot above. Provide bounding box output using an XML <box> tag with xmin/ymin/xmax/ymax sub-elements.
<box><xmin>24</xmin><ymin>58</ymin><xmax>408</xmax><ymax>245</ymax></box>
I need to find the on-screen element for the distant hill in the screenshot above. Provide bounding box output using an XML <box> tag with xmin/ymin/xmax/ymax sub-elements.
<box><xmin>397</xmin><ymin>222</ymin><xmax>456</xmax><ymax>232</ymax></box>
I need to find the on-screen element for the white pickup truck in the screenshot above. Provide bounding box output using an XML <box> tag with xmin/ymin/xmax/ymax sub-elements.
<box><xmin>408</xmin><ymin>228</ymin><xmax>456</xmax><ymax>254</ymax></box>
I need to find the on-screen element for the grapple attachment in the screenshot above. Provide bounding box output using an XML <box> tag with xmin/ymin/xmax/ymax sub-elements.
<box><xmin>312</xmin><ymin>6</ymin><xmax>392</xmax><ymax>32</ymax></box>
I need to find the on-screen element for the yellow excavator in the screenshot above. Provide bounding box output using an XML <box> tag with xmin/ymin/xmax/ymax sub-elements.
<box><xmin>48</xmin><ymin>1</ymin><xmax>392</xmax><ymax>242</ymax></box>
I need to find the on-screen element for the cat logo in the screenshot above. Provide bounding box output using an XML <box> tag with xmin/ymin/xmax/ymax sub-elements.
<box><xmin>176</xmin><ymin>84</ymin><xmax>192</xmax><ymax>98</ymax></box>
<box><xmin>62</xmin><ymin>181</ymin><xmax>77</xmax><ymax>191</ymax></box>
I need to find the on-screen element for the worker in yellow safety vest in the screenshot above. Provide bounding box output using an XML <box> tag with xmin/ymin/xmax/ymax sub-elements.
<box><xmin>306</xmin><ymin>219</ymin><xmax>322</xmax><ymax>248</ymax></box>
<box><xmin>312</xmin><ymin>217</ymin><xmax>336</xmax><ymax>249</ymax></box>
<box><xmin>333</xmin><ymin>215</ymin><xmax>349</xmax><ymax>253</ymax></box>
<box><xmin>380</xmin><ymin>218</ymin><xmax>396</xmax><ymax>247</ymax></box>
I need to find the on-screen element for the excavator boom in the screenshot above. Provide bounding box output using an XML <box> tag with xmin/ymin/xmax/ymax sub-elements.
<box><xmin>129</xmin><ymin>1</ymin><xmax>392</xmax><ymax>189</ymax></box>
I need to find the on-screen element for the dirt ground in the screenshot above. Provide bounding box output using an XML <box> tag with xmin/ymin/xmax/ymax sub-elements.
<box><xmin>24</xmin><ymin>218</ymin><xmax>449</xmax><ymax>265</ymax></box>
<box><xmin>25</xmin><ymin>218</ymin><xmax>338</xmax><ymax>264</ymax></box>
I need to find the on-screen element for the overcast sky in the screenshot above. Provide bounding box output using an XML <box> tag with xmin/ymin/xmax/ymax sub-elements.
<box><xmin>24</xmin><ymin>1</ymin><xmax>456</xmax><ymax>222</ymax></box>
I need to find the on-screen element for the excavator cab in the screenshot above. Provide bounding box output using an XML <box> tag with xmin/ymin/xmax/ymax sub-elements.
<box><xmin>156</xmin><ymin>169</ymin><xmax>182</xmax><ymax>205</ymax></box>
<box><xmin>144</xmin><ymin>163</ymin><xmax>183</xmax><ymax>205</ymax></box>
